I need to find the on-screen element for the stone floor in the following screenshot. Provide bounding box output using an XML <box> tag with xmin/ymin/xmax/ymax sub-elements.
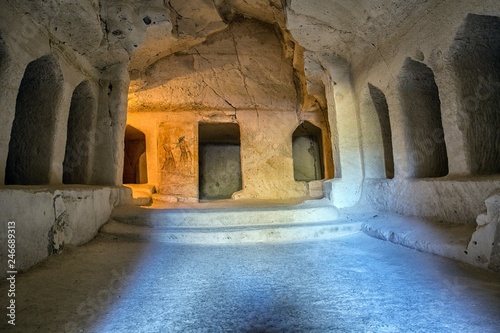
<box><xmin>1</xmin><ymin>231</ymin><xmax>500</xmax><ymax>333</ymax></box>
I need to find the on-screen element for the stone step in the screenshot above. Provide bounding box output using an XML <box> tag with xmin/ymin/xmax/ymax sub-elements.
<box><xmin>111</xmin><ymin>200</ymin><xmax>340</xmax><ymax>228</ymax></box>
<box><xmin>100</xmin><ymin>219</ymin><xmax>361</xmax><ymax>244</ymax></box>
<box><xmin>361</xmin><ymin>213</ymin><xmax>476</xmax><ymax>263</ymax></box>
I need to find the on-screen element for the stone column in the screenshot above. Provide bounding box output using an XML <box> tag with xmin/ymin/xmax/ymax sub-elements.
<box><xmin>319</xmin><ymin>54</ymin><xmax>363</xmax><ymax>208</ymax></box>
<box><xmin>48</xmin><ymin>81</ymin><xmax>75</xmax><ymax>184</ymax></box>
<box><xmin>91</xmin><ymin>63</ymin><xmax>130</xmax><ymax>185</ymax></box>
<box><xmin>384</xmin><ymin>84</ymin><xmax>411</xmax><ymax>179</ymax></box>
<box><xmin>432</xmin><ymin>62</ymin><xmax>471</xmax><ymax>176</ymax></box>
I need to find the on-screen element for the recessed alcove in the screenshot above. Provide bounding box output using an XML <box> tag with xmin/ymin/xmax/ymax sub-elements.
<box><xmin>398</xmin><ymin>58</ymin><xmax>448</xmax><ymax>178</ymax></box>
<box><xmin>5</xmin><ymin>55</ymin><xmax>63</xmax><ymax>185</ymax></box>
<box><xmin>292</xmin><ymin>121</ymin><xmax>324</xmax><ymax>181</ymax></box>
<box><xmin>450</xmin><ymin>14</ymin><xmax>500</xmax><ymax>175</ymax></box>
<box><xmin>198</xmin><ymin>123</ymin><xmax>242</xmax><ymax>200</ymax></box>
<box><xmin>361</xmin><ymin>84</ymin><xmax>395</xmax><ymax>179</ymax></box>
<box><xmin>123</xmin><ymin>125</ymin><xmax>148</xmax><ymax>184</ymax></box>
<box><xmin>63</xmin><ymin>80</ymin><xmax>97</xmax><ymax>184</ymax></box>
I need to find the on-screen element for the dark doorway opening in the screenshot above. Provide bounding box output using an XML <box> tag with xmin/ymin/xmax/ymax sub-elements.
<box><xmin>123</xmin><ymin>125</ymin><xmax>148</xmax><ymax>184</ymax></box>
<box><xmin>198</xmin><ymin>123</ymin><xmax>242</xmax><ymax>200</ymax></box>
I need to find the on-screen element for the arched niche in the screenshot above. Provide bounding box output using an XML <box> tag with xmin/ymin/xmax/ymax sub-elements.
<box><xmin>63</xmin><ymin>80</ymin><xmax>97</xmax><ymax>184</ymax></box>
<box><xmin>360</xmin><ymin>84</ymin><xmax>395</xmax><ymax>179</ymax></box>
<box><xmin>292</xmin><ymin>121</ymin><xmax>325</xmax><ymax>181</ymax></box>
<box><xmin>123</xmin><ymin>125</ymin><xmax>148</xmax><ymax>184</ymax></box>
<box><xmin>198</xmin><ymin>123</ymin><xmax>242</xmax><ymax>200</ymax></box>
<box><xmin>5</xmin><ymin>55</ymin><xmax>64</xmax><ymax>185</ymax></box>
<box><xmin>398</xmin><ymin>58</ymin><xmax>448</xmax><ymax>178</ymax></box>
<box><xmin>450</xmin><ymin>14</ymin><xmax>500</xmax><ymax>175</ymax></box>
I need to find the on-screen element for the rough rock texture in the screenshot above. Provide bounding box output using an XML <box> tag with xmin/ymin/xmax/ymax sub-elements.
<box><xmin>286</xmin><ymin>0</ymin><xmax>437</xmax><ymax>67</ymax></box>
<box><xmin>360</xmin><ymin>178</ymin><xmax>500</xmax><ymax>225</ymax></box>
<box><xmin>0</xmin><ymin>187</ymin><xmax>123</xmax><ymax>279</ymax></box>
<box><xmin>1</xmin><ymin>232</ymin><xmax>499</xmax><ymax>332</ymax></box>
<box><xmin>63</xmin><ymin>81</ymin><xmax>98</xmax><ymax>185</ymax></box>
<box><xmin>127</xmin><ymin>18</ymin><xmax>332</xmax><ymax>200</ymax></box>
<box><xmin>359</xmin><ymin>84</ymin><xmax>394</xmax><ymax>179</ymax></box>
<box><xmin>5</xmin><ymin>55</ymin><xmax>63</xmax><ymax>185</ymax></box>
<box><xmin>199</xmin><ymin>145</ymin><xmax>242</xmax><ymax>200</ymax></box>
<box><xmin>465</xmin><ymin>194</ymin><xmax>500</xmax><ymax>271</ymax></box>
<box><xmin>398</xmin><ymin>58</ymin><xmax>448</xmax><ymax>178</ymax></box>
<box><xmin>234</xmin><ymin>111</ymin><xmax>308</xmax><ymax>200</ymax></box>
<box><xmin>129</xmin><ymin>19</ymin><xmax>298</xmax><ymax>112</ymax></box>
<box><xmin>2</xmin><ymin>0</ymin><xmax>500</xmax><ymax>276</ymax></box>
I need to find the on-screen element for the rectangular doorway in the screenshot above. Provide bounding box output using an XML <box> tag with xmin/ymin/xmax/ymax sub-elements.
<box><xmin>198</xmin><ymin>123</ymin><xmax>242</xmax><ymax>200</ymax></box>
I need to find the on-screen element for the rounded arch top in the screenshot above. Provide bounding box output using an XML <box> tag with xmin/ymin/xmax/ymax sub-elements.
<box><xmin>5</xmin><ymin>53</ymin><xmax>65</xmax><ymax>185</ymax></box>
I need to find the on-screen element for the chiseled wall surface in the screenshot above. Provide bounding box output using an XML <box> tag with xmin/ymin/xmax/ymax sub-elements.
<box><xmin>127</xmin><ymin>110</ymin><xmax>331</xmax><ymax>201</ymax></box>
<box><xmin>128</xmin><ymin>19</ymin><xmax>333</xmax><ymax>200</ymax></box>
<box><xmin>0</xmin><ymin>187</ymin><xmax>125</xmax><ymax>280</ymax></box>
<box><xmin>348</xmin><ymin>2</ymin><xmax>500</xmax><ymax>223</ymax></box>
<box><xmin>285</xmin><ymin>0</ymin><xmax>500</xmax><ymax>220</ymax></box>
<box><xmin>0</xmin><ymin>0</ymin><xmax>135</xmax><ymax>279</ymax></box>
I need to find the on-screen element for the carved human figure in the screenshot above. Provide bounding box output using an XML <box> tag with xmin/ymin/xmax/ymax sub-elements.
<box><xmin>162</xmin><ymin>143</ymin><xmax>176</xmax><ymax>172</ymax></box>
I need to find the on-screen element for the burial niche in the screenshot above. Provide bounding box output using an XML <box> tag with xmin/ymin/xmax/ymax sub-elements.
<box><xmin>123</xmin><ymin>125</ymin><xmax>148</xmax><ymax>184</ymax></box>
<box><xmin>63</xmin><ymin>81</ymin><xmax>97</xmax><ymax>184</ymax></box>
<box><xmin>198</xmin><ymin>123</ymin><xmax>242</xmax><ymax>200</ymax></box>
<box><xmin>450</xmin><ymin>14</ymin><xmax>500</xmax><ymax>175</ymax></box>
<box><xmin>398</xmin><ymin>58</ymin><xmax>448</xmax><ymax>178</ymax></box>
<box><xmin>5</xmin><ymin>55</ymin><xmax>63</xmax><ymax>185</ymax></box>
<box><xmin>361</xmin><ymin>84</ymin><xmax>395</xmax><ymax>179</ymax></box>
<box><xmin>292</xmin><ymin>121</ymin><xmax>324</xmax><ymax>181</ymax></box>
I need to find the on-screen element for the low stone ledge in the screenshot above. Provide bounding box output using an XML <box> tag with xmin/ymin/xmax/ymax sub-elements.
<box><xmin>0</xmin><ymin>186</ymin><xmax>121</xmax><ymax>279</ymax></box>
<box><xmin>362</xmin><ymin>213</ymin><xmax>475</xmax><ymax>265</ymax></box>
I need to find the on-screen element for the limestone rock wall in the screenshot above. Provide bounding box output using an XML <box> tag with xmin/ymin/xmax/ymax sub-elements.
<box><xmin>284</xmin><ymin>0</ymin><xmax>500</xmax><ymax>219</ymax></box>
<box><xmin>126</xmin><ymin>108</ymin><xmax>332</xmax><ymax>201</ymax></box>
<box><xmin>129</xmin><ymin>19</ymin><xmax>298</xmax><ymax>112</ymax></box>
<box><xmin>0</xmin><ymin>187</ymin><xmax>125</xmax><ymax>280</ymax></box>
<box><xmin>1</xmin><ymin>0</ymin><xmax>500</xmax><ymax>272</ymax></box>
<box><xmin>0</xmin><ymin>1</ymin><xmax>135</xmax><ymax>277</ymax></box>
<box><xmin>128</xmin><ymin>18</ymin><xmax>333</xmax><ymax>201</ymax></box>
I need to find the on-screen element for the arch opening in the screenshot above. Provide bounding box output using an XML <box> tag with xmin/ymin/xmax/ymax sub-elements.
<box><xmin>361</xmin><ymin>84</ymin><xmax>395</xmax><ymax>179</ymax></box>
<box><xmin>451</xmin><ymin>14</ymin><xmax>500</xmax><ymax>175</ymax></box>
<box><xmin>292</xmin><ymin>121</ymin><xmax>325</xmax><ymax>181</ymax></box>
<box><xmin>123</xmin><ymin>125</ymin><xmax>148</xmax><ymax>184</ymax></box>
<box><xmin>5</xmin><ymin>55</ymin><xmax>63</xmax><ymax>185</ymax></box>
<box><xmin>398</xmin><ymin>58</ymin><xmax>448</xmax><ymax>178</ymax></box>
<box><xmin>63</xmin><ymin>80</ymin><xmax>97</xmax><ymax>184</ymax></box>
